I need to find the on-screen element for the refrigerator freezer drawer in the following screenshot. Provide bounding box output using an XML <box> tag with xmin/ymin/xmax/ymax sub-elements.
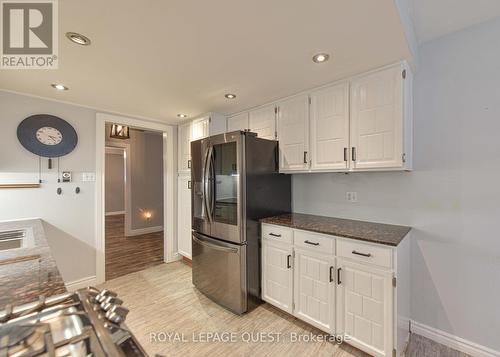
<box><xmin>192</xmin><ymin>232</ymin><xmax>247</xmax><ymax>314</ymax></box>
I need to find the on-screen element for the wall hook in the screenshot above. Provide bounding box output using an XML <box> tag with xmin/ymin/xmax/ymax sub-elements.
<box><xmin>57</xmin><ymin>187</ymin><xmax>62</xmax><ymax>195</ymax></box>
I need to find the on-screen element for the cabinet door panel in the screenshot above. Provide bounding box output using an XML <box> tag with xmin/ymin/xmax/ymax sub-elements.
<box><xmin>310</xmin><ymin>83</ymin><xmax>349</xmax><ymax>170</ymax></box>
<box><xmin>178</xmin><ymin>122</ymin><xmax>192</xmax><ymax>173</ymax></box>
<box><xmin>337</xmin><ymin>260</ymin><xmax>393</xmax><ymax>357</ymax></box>
<box><xmin>249</xmin><ymin>105</ymin><xmax>276</xmax><ymax>140</ymax></box>
<box><xmin>227</xmin><ymin>112</ymin><xmax>249</xmax><ymax>132</ymax></box>
<box><xmin>262</xmin><ymin>240</ymin><xmax>293</xmax><ymax>313</ymax></box>
<box><xmin>192</xmin><ymin>117</ymin><xmax>209</xmax><ymax>141</ymax></box>
<box><xmin>350</xmin><ymin>65</ymin><xmax>403</xmax><ymax>169</ymax></box>
<box><xmin>177</xmin><ymin>175</ymin><xmax>192</xmax><ymax>258</ymax></box>
<box><xmin>294</xmin><ymin>249</ymin><xmax>335</xmax><ymax>333</ymax></box>
<box><xmin>277</xmin><ymin>95</ymin><xmax>309</xmax><ymax>171</ymax></box>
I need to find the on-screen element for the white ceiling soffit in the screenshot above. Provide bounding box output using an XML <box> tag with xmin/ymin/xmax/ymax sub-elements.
<box><xmin>0</xmin><ymin>0</ymin><xmax>411</xmax><ymax>122</ymax></box>
<box><xmin>410</xmin><ymin>0</ymin><xmax>500</xmax><ymax>44</ymax></box>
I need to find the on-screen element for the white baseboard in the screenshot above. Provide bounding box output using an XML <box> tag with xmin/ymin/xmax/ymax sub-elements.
<box><xmin>411</xmin><ymin>320</ymin><xmax>500</xmax><ymax>357</ymax></box>
<box><xmin>65</xmin><ymin>276</ymin><xmax>97</xmax><ymax>291</ymax></box>
<box><xmin>105</xmin><ymin>211</ymin><xmax>125</xmax><ymax>216</ymax></box>
<box><xmin>126</xmin><ymin>225</ymin><xmax>163</xmax><ymax>236</ymax></box>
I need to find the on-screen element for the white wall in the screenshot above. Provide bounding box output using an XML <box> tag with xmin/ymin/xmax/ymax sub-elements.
<box><xmin>293</xmin><ymin>18</ymin><xmax>500</xmax><ymax>351</ymax></box>
<box><xmin>0</xmin><ymin>91</ymin><xmax>97</xmax><ymax>283</ymax></box>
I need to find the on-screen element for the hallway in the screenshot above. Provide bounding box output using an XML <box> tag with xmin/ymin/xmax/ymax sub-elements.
<box><xmin>105</xmin><ymin>214</ymin><xmax>164</xmax><ymax>280</ymax></box>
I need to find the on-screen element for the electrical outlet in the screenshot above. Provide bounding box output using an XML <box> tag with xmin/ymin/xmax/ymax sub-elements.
<box><xmin>82</xmin><ymin>172</ymin><xmax>96</xmax><ymax>182</ymax></box>
<box><xmin>346</xmin><ymin>191</ymin><xmax>358</xmax><ymax>202</ymax></box>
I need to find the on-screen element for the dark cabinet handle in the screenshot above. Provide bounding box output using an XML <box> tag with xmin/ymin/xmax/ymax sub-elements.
<box><xmin>329</xmin><ymin>266</ymin><xmax>334</xmax><ymax>282</ymax></box>
<box><xmin>187</xmin><ymin>180</ymin><xmax>192</xmax><ymax>189</ymax></box>
<box><xmin>352</xmin><ymin>250</ymin><xmax>371</xmax><ymax>257</ymax></box>
<box><xmin>337</xmin><ymin>268</ymin><xmax>342</xmax><ymax>285</ymax></box>
<box><xmin>352</xmin><ymin>147</ymin><xmax>357</xmax><ymax>162</ymax></box>
<box><xmin>303</xmin><ymin>151</ymin><xmax>308</xmax><ymax>164</ymax></box>
<box><xmin>344</xmin><ymin>147</ymin><xmax>348</xmax><ymax>162</ymax></box>
<box><xmin>269</xmin><ymin>233</ymin><xmax>281</xmax><ymax>237</ymax></box>
<box><xmin>304</xmin><ymin>240</ymin><xmax>319</xmax><ymax>246</ymax></box>
<box><xmin>188</xmin><ymin>159</ymin><xmax>191</xmax><ymax>168</ymax></box>
<box><xmin>287</xmin><ymin>254</ymin><xmax>292</xmax><ymax>269</ymax></box>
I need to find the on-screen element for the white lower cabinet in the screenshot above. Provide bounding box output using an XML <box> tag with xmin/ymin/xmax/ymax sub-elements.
<box><xmin>177</xmin><ymin>175</ymin><xmax>192</xmax><ymax>259</ymax></box>
<box><xmin>336</xmin><ymin>259</ymin><xmax>393</xmax><ymax>357</ymax></box>
<box><xmin>262</xmin><ymin>240</ymin><xmax>293</xmax><ymax>313</ymax></box>
<box><xmin>261</xmin><ymin>224</ymin><xmax>410</xmax><ymax>357</ymax></box>
<box><xmin>293</xmin><ymin>248</ymin><xmax>335</xmax><ymax>333</ymax></box>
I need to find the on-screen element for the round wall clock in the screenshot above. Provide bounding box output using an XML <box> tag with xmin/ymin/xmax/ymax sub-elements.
<box><xmin>17</xmin><ymin>114</ymin><xmax>78</xmax><ymax>157</ymax></box>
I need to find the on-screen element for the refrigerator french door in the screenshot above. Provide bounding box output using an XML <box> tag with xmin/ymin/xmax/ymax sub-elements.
<box><xmin>191</xmin><ymin>131</ymin><xmax>291</xmax><ymax>314</ymax></box>
<box><xmin>192</xmin><ymin>132</ymin><xmax>243</xmax><ymax>244</ymax></box>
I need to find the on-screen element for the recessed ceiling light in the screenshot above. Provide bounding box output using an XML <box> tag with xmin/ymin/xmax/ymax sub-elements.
<box><xmin>66</xmin><ymin>32</ymin><xmax>91</xmax><ymax>46</ymax></box>
<box><xmin>51</xmin><ymin>84</ymin><xmax>68</xmax><ymax>91</ymax></box>
<box><xmin>177</xmin><ymin>114</ymin><xmax>188</xmax><ymax>118</ymax></box>
<box><xmin>225</xmin><ymin>93</ymin><xmax>236</xmax><ymax>99</ymax></box>
<box><xmin>312</xmin><ymin>53</ymin><xmax>330</xmax><ymax>63</ymax></box>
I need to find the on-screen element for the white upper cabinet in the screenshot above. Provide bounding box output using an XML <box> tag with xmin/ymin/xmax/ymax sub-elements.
<box><xmin>350</xmin><ymin>64</ymin><xmax>409</xmax><ymax>170</ymax></box>
<box><xmin>178</xmin><ymin>122</ymin><xmax>192</xmax><ymax>174</ymax></box>
<box><xmin>277</xmin><ymin>95</ymin><xmax>310</xmax><ymax>172</ymax></box>
<box><xmin>227</xmin><ymin>112</ymin><xmax>249</xmax><ymax>132</ymax></box>
<box><xmin>178</xmin><ymin>113</ymin><xmax>226</xmax><ymax>174</ymax></box>
<box><xmin>191</xmin><ymin>116</ymin><xmax>209</xmax><ymax>141</ymax></box>
<box><xmin>249</xmin><ymin>105</ymin><xmax>276</xmax><ymax>140</ymax></box>
<box><xmin>310</xmin><ymin>82</ymin><xmax>350</xmax><ymax>171</ymax></box>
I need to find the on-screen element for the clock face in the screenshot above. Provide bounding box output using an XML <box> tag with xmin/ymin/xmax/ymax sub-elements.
<box><xmin>36</xmin><ymin>127</ymin><xmax>63</xmax><ymax>145</ymax></box>
<box><xmin>17</xmin><ymin>115</ymin><xmax>78</xmax><ymax>158</ymax></box>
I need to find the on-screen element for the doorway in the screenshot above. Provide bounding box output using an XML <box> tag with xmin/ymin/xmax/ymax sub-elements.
<box><xmin>95</xmin><ymin>113</ymin><xmax>177</xmax><ymax>284</ymax></box>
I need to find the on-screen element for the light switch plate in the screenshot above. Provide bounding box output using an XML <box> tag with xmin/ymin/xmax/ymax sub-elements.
<box><xmin>82</xmin><ymin>172</ymin><xmax>96</xmax><ymax>182</ymax></box>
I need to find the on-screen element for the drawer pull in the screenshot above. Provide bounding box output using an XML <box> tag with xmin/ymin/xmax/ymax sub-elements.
<box><xmin>287</xmin><ymin>254</ymin><xmax>292</xmax><ymax>269</ymax></box>
<box><xmin>304</xmin><ymin>240</ymin><xmax>319</xmax><ymax>246</ymax></box>
<box><xmin>269</xmin><ymin>233</ymin><xmax>281</xmax><ymax>238</ymax></box>
<box><xmin>329</xmin><ymin>266</ymin><xmax>334</xmax><ymax>283</ymax></box>
<box><xmin>352</xmin><ymin>250</ymin><xmax>372</xmax><ymax>257</ymax></box>
<box><xmin>337</xmin><ymin>268</ymin><xmax>342</xmax><ymax>285</ymax></box>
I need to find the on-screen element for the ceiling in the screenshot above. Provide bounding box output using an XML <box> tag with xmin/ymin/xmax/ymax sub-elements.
<box><xmin>410</xmin><ymin>0</ymin><xmax>500</xmax><ymax>43</ymax></box>
<box><xmin>0</xmin><ymin>0</ymin><xmax>411</xmax><ymax>123</ymax></box>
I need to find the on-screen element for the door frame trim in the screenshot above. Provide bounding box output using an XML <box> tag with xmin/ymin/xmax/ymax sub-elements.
<box><xmin>95</xmin><ymin>112</ymin><xmax>178</xmax><ymax>283</ymax></box>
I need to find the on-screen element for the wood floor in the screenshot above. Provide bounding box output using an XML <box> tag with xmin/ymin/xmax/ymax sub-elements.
<box><xmin>105</xmin><ymin>214</ymin><xmax>164</xmax><ymax>280</ymax></box>
<box><xmin>100</xmin><ymin>261</ymin><xmax>471</xmax><ymax>357</ymax></box>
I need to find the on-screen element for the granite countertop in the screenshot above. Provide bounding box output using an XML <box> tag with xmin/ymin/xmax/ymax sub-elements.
<box><xmin>261</xmin><ymin>213</ymin><xmax>411</xmax><ymax>246</ymax></box>
<box><xmin>0</xmin><ymin>219</ymin><xmax>66</xmax><ymax>309</ymax></box>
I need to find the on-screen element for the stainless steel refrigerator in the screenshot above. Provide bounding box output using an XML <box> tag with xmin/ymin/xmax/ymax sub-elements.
<box><xmin>191</xmin><ymin>131</ymin><xmax>291</xmax><ymax>314</ymax></box>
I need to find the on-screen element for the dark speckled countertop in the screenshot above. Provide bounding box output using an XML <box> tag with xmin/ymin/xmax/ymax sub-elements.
<box><xmin>261</xmin><ymin>213</ymin><xmax>411</xmax><ymax>246</ymax></box>
<box><xmin>0</xmin><ymin>219</ymin><xmax>66</xmax><ymax>309</ymax></box>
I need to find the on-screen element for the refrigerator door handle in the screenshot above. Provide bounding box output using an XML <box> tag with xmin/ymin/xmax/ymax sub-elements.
<box><xmin>209</xmin><ymin>146</ymin><xmax>216</xmax><ymax>221</ymax></box>
<box><xmin>193</xmin><ymin>234</ymin><xmax>238</xmax><ymax>253</ymax></box>
<box><xmin>203</xmin><ymin>146</ymin><xmax>213</xmax><ymax>223</ymax></box>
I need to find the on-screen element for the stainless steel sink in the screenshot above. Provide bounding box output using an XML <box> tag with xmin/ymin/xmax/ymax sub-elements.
<box><xmin>0</xmin><ymin>228</ymin><xmax>33</xmax><ymax>251</ymax></box>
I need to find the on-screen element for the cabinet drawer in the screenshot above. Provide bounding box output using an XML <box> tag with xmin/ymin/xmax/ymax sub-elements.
<box><xmin>294</xmin><ymin>230</ymin><xmax>335</xmax><ymax>255</ymax></box>
<box><xmin>262</xmin><ymin>224</ymin><xmax>293</xmax><ymax>244</ymax></box>
<box><xmin>337</xmin><ymin>239</ymin><xmax>393</xmax><ymax>269</ymax></box>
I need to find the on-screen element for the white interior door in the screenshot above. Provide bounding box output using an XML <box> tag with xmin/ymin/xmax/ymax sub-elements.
<box><xmin>177</xmin><ymin>175</ymin><xmax>192</xmax><ymax>259</ymax></box>
<box><xmin>178</xmin><ymin>122</ymin><xmax>191</xmax><ymax>173</ymax></box>
<box><xmin>336</xmin><ymin>259</ymin><xmax>393</xmax><ymax>357</ymax></box>
<box><xmin>310</xmin><ymin>83</ymin><xmax>350</xmax><ymax>171</ymax></box>
<box><xmin>262</xmin><ymin>240</ymin><xmax>293</xmax><ymax>313</ymax></box>
<box><xmin>350</xmin><ymin>65</ymin><xmax>403</xmax><ymax>169</ymax></box>
<box><xmin>277</xmin><ymin>95</ymin><xmax>310</xmax><ymax>171</ymax></box>
<box><xmin>249</xmin><ymin>105</ymin><xmax>276</xmax><ymax>140</ymax></box>
<box><xmin>293</xmin><ymin>249</ymin><xmax>335</xmax><ymax>333</ymax></box>
<box><xmin>227</xmin><ymin>112</ymin><xmax>249</xmax><ymax>132</ymax></box>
